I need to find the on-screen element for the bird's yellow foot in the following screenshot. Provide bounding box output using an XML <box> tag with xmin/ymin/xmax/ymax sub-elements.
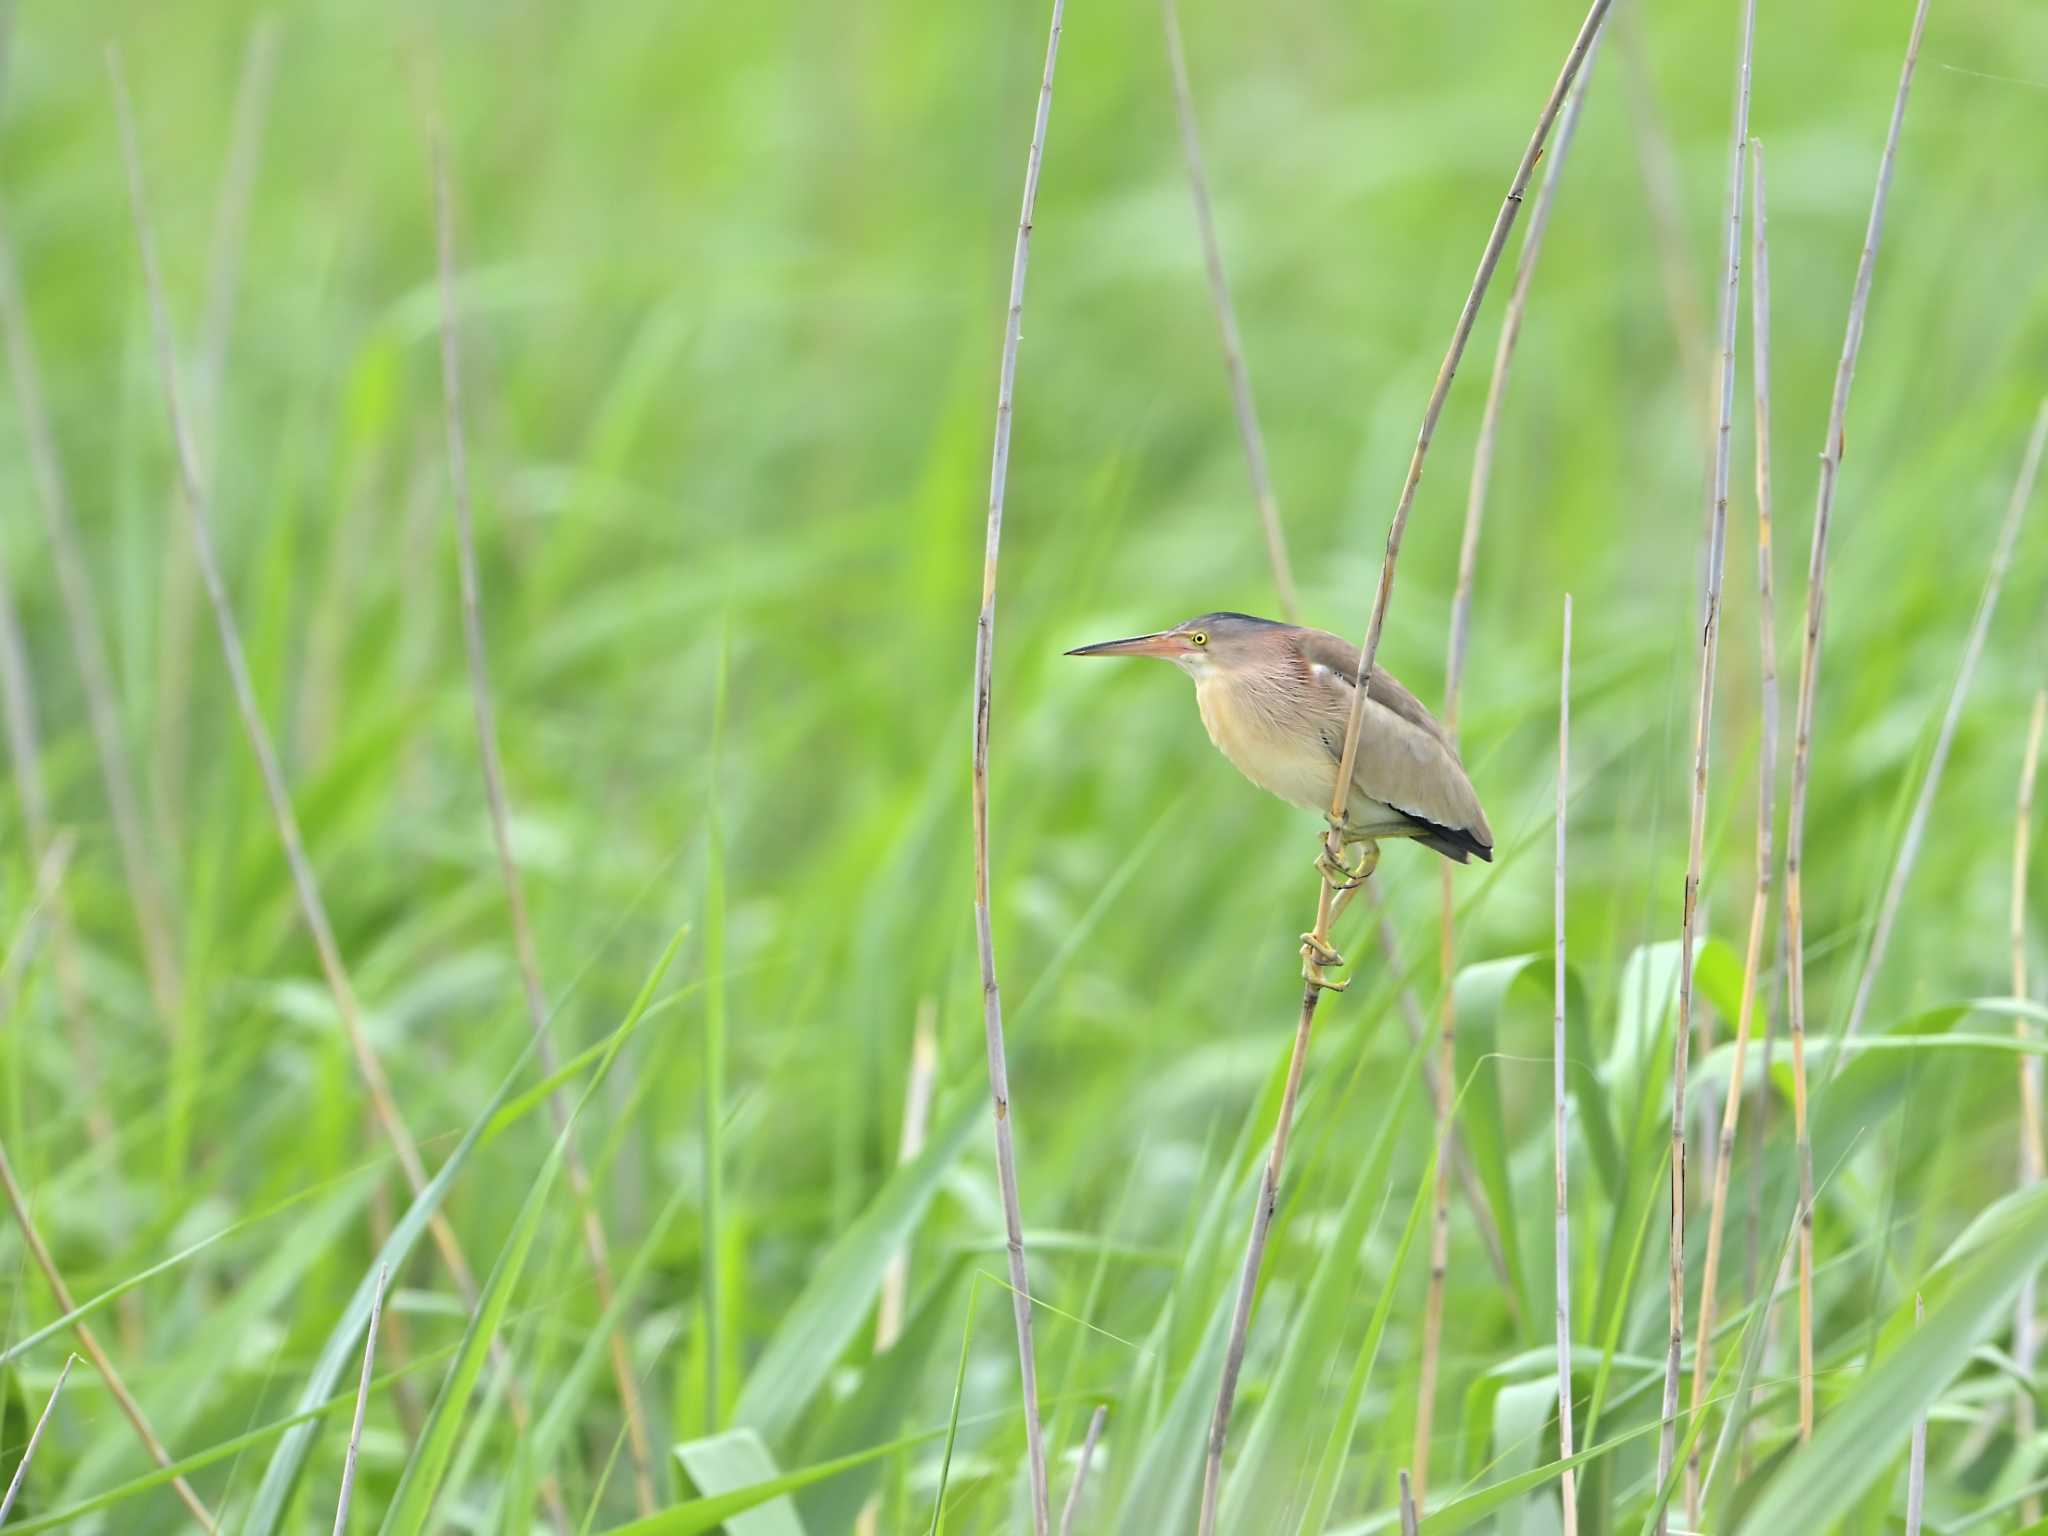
<box><xmin>1300</xmin><ymin>931</ymin><xmax>1347</xmax><ymax>987</ymax></box>
<box><xmin>1315</xmin><ymin>838</ymin><xmax>1380</xmax><ymax>892</ymax></box>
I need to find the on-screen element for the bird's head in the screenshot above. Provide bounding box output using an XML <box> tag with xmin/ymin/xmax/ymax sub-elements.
<box><xmin>1065</xmin><ymin>612</ymin><xmax>1285</xmax><ymax>679</ymax></box>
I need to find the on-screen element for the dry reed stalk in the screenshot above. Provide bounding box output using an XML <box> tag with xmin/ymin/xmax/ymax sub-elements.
<box><xmin>0</xmin><ymin>1353</ymin><xmax>73</xmax><ymax>1524</ymax></box>
<box><xmin>153</xmin><ymin>20</ymin><xmax>279</xmax><ymax>857</ymax></box>
<box><xmin>1656</xmin><ymin>1</ymin><xmax>1754</xmax><ymax>1521</ymax></box>
<box><xmin>332</xmin><ymin>1264</ymin><xmax>388</xmax><ymax>1536</ymax></box>
<box><xmin>1420</xmin><ymin>36</ymin><xmax>1603</xmax><ymax>1496</ymax></box>
<box><xmin>108</xmin><ymin>51</ymin><xmax>563</xmax><ymax>1525</ymax></box>
<box><xmin>1056</xmin><ymin>1404</ymin><xmax>1107</xmax><ymax>1536</ymax></box>
<box><xmin>1902</xmin><ymin>1291</ymin><xmax>1928</xmax><ymax>1535</ymax></box>
<box><xmin>1782</xmin><ymin>0</ymin><xmax>1933</xmax><ymax>1439</ymax></box>
<box><xmin>2015</xmin><ymin>688</ymin><xmax>2046</xmax><ymax>1525</ymax></box>
<box><xmin>432</xmin><ymin>129</ymin><xmax>656</xmax><ymax>1516</ymax></box>
<box><xmin>1687</xmin><ymin>130</ymin><xmax>1777</xmax><ymax>1523</ymax></box>
<box><xmin>0</xmin><ymin>216</ymin><xmax>184</xmax><ymax>1046</ymax></box>
<box><xmin>1617</xmin><ymin>10</ymin><xmax>1712</xmax><ymax>410</ymax></box>
<box><xmin>0</xmin><ymin>1140</ymin><xmax>216</xmax><ymax>1529</ymax></box>
<box><xmin>1399</xmin><ymin>1469</ymin><xmax>1420</xmax><ymax>1536</ymax></box>
<box><xmin>969</xmin><ymin>5</ymin><xmax>1067</xmax><ymax>1528</ymax></box>
<box><xmin>1368</xmin><ymin>899</ymin><xmax>1515</xmax><ymax>1295</ymax></box>
<box><xmin>0</xmin><ymin>534</ymin><xmax>114</xmax><ymax>1153</ymax></box>
<box><xmin>1199</xmin><ymin>6</ymin><xmax>1615</xmax><ymax>1526</ymax></box>
<box><xmin>1554</xmin><ymin>595</ymin><xmax>1578</xmax><ymax>1536</ymax></box>
<box><xmin>1159</xmin><ymin>0</ymin><xmax>1297</xmax><ymax>620</ymax></box>
<box><xmin>856</xmin><ymin>1004</ymin><xmax>940</xmax><ymax>1536</ymax></box>
<box><xmin>1837</xmin><ymin>402</ymin><xmax>2047</xmax><ymax>1044</ymax></box>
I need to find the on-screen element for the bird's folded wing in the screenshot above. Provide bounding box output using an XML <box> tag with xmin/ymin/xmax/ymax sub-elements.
<box><xmin>1291</xmin><ymin>628</ymin><xmax>1491</xmax><ymax>844</ymax></box>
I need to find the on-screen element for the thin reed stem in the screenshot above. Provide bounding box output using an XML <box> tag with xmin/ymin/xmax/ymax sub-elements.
<box><xmin>1399</xmin><ymin>1469</ymin><xmax>1420</xmax><ymax>1536</ymax></box>
<box><xmin>1689</xmin><ymin>129</ymin><xmax>1778</xmax><ymax>1521</ymax></box>
<box><xmin>0</xmin><ymin>1353</ymin><xmax>74</xmax><ymax>1525</ymax></box>
<box><xmin>1159</xmin><ymin>0</ymin><xmax>1297</xmax><ymax>620</ymax></box>
<box><xmin>1056</xmin><ymin>1404</ymin><xmax>1107</xmax><ymax>1536</ymax></box>
<box><xmin>1201</xmin><ymin>5</ymin><xmax>1615</xmax><ymax>1526</ymax></box>
<box><xmin>1837</xmin><ymin>401</ymin><xmax>2047</xmax><ymax>1043</ymax></box>
<box><xmin>0</xmin><ymin>1140</ymin><xmax>215</xmax><ymax>1530</ymax></box>
<box><xmin>970</xmin><ymin>5</ymin><xmax>1067</xmax><ymax>1529</ymax></box>
<box><xmin>1905</xmin><ymin>1293</ymin><xmax>1927</xmax><ymax>1536</ymax></box>
<box><xmin>0</xmin><ymin>528</ymin><xmax>114</xmax><ymax>1153</ymax></box>
<box><xmin>154</xmin><ymin>19</ymin><xmax>280</xmax><ymax>853</ymax></box>
<box><xmin>332</xmin><ymin>1265</ymin><xmax>388</xmax><ymax>1536</ymax></box>
<box><xmin>1659</xmin><ymin>1</ymin><xmax>1753</xmax><ymax>1521</ymax></box>
<box><xmin>108</xmin><ymin>49</ymin><xmax>562</xmax><ymax>1527</ymax></box>
<box><xmin>0</xmin><ymin>211</ymin><xmax>184</xmax><ymax>1046</ymax></box>
<box><xmin>1782</xmin><ymin>0</ymin><xmax>1933</xmax><ymax>1439</ymax></box>
<box><xmin>432</xmin><ymin>127</ymin><xmax>657</xmax><ymax>1516</ymax></box>
<box><xmin>1618</xmin><ymin>9</ymin><xmax>1712</xmax><ymax>407</ymax></box>
<box><xmin>1554</xmin><ymin>594</ymin><xmax>1578</xmax><ymax>1536</ymax></box>
<box><xmin>857</xmin><ymin>1004</ymin><xmax>940</xmax><ymax>1536</ymax></box>
<box><xmin>1423</xmin><ymin>33</ymin><xmax>1604</xmax><ymax>1495</ymax></box>
<box><xmin>2014</xmin><ymin>687</ymin><xmax>2046</xmax><ymax>1525</ymax></box>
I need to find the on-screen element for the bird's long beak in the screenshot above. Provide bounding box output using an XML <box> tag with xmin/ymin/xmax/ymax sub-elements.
<box><xmin>1064</xmin><ymin>630</ymin><xmax>1185</xmax><ymax>659</ymax></box>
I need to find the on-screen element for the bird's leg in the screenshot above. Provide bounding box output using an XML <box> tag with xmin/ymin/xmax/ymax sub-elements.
<box><xmin>1303</xmin><ymin>833</ymin><xmax>1379</xmax><ymax>987</ymax></box>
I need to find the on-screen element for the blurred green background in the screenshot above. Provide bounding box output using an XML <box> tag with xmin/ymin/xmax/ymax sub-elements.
<box><xmin>3</xmin><ymin>0</ymin><xmax>2047</xmax><ymax>1530</ymax></box>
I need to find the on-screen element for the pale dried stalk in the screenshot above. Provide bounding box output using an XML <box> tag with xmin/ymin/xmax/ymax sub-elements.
<box><xmin>1656</xmin><ymin>1</ymin><xmax>1753</xmax><ymax>1520</ymax></box>
<box><xmin>0</xmin><ymin>532</ymin><xmax>113</xmax><ymax>1153</ymax></box>
<box><xmin>1159</xmin><ymin>0</ymin><xmax>1297</xmax><ymax>621</ymax></box>
<box><xmin>2015</xmin><ymin>689</ymin><xmax>2046</xmax><ymax>1526</ymax></box>
<box><xmin>1201</xmin><ymin>6</ymin><xmax>1615</xmax><ymax>1526</ymax></box>
<box><xmin>1617</xmin><ymin>10</ymin><xmax>1713</xmax><ymax>409</ymax></box>
<box><xmin>433</xmin><ymin>130</ymin><xmax>655</xmax><ymax>1516</ymax></box>
<box><xmin>332</xmin><ymin>1264</ymin><xmax>388</xmax><ymax>1536</ymax></box>
<box><xmin>856</xmin><ymin>1004</ymin><xmax>940</xmax><ymax>1536</ymax></box>
<box><xmin>970</xmin><ymin>6</ymin><xmax>1066</xmax><ymax>1529</ymax></box>
<box><xmin>1554</xmin><ymin>595</ymin><xmax>1578</xmax><ymax>1536</ymax></box>
<box><xmin>0</xmin><ymin>1353</ymin><xmax>74</xmax><ymax>1524</ymax></box>
<box><xmin>1688</xmin><ymin>132</ymin><xmax>1778</xmax><ymax>1522</ymax></box>
<box><xmin>0</xmin><ymin>1140</ymin><xmax>215</xmax><ymax>1530</ymax></box>
<box><xmin>1369</xmin><ymin>899</ymin><xmax>1515</xmax><ymax>1295</ymax></box>
<box><xmin>1056</xmin><ymin>1404</ymin><xmax>1107</xmax><ymax>1536</ymax></box>
<box><xmin>1837</xmin><ymin>400</ymin><xmax>2047</xmax><ymax>1043</ymax></box>
<box><xmin>109</xmin><ymin>51</ymin><xmax>558</xmax><ymax>1521</ymax></box>
<box><xmin>1421</xmin><ymin>35</ymin><xmax>1603</xmax><ymax>1498</ymax></box>
<box><xmin>0</xmin><ymin>214</ymin><xmax>184</xmax><ymax>1043</ymax></box>
<box><xmin>1399</xmin><ymin>1469</ymin><xmax>1420</xmax><ymax>1536</ymax></box>
<box><xmin>1905</xmin><ymin>1293</ymin><xmax>1927</xmax><ymax>1536</ymax></box>
<box><xmin>152</xmin><ymin>19</ymin><xmax>280</xmax><ymax>851</ymax></box>
<box><xmin>1782</xmin><ymin>0</ymin><xmax>1933</xmax><ymax>1439</ymax></box>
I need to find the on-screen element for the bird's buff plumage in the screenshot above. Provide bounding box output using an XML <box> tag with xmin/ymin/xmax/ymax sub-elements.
<box><xmin>1067</xmin><ymin>612</ymin><xmax>1493</xmax><ymax>863</ymax></box>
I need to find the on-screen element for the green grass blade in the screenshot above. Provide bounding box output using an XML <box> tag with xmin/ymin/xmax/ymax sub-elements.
<box><xmin>1736</xmin><ymin>1183</ymin><xmax>2048</xmax><ymax>1532</ymax></box>
<box><xmin>732</xmin><ymin>1087</ymin><xmax>979</xmax><ymax>1443</ymax></box>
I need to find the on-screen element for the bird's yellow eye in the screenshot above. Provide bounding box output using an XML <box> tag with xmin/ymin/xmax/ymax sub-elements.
<box><xmin>1190</xmin><ymin>631</ymin><xmax>1208</xmax><ymax>646</ymax></box>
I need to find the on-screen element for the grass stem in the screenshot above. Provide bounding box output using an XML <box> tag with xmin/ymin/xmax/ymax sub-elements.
<box><xmin>2014</xmin><ymin>686</ymin><xmax>2046</xmax><ymax>1525</ymax></box>
<box><xmin>331</xmin><ymin>1265</ymin><xmax>388</xmax><ymax>1536</ymax></box>
<box><xmin>1056</xmin><ymin>1403</ymin><xmax>1107</xmax><ymax>1536</ymax></box>
<box><xmin>970</xmin><ymin>5</ymin><xmax>1067</xmax><ymax>1529</ymax></box>
<box><xmin>1555</xmin><ymin>593</ymin><xmax>1579</xmax><ymax>1536</ymax></box>
<box><xmin>1782</xmin><ymin>0</ymin><xmax>1932</xmax><ymax>1440</ymax></box>
<box><xmin>0</xmin><ymin>1353</ymin><xmax>74</xmax><ymax>1525</ymax></box>
<box><xmin>432</xmin><ymin>126</ymin><xmax>657</xmax><ymax>1516</ymax></box>
<box><xmin>1660</xmin><ymin>0</ymin><xmax>1754</xmax><ymax>1521</ymax></box>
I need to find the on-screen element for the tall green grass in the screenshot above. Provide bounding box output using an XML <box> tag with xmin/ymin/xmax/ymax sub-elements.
<box><xmin>2</xmin><ymin>0</ymin><xmax>2047</xmax><ymax>1531</ymax></box>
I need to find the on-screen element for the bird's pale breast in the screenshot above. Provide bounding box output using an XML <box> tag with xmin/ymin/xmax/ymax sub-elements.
<box><xmin>1194</xmin><ymin>672</ymin><xmax>1339</xmax><ymax>816</ymax></box>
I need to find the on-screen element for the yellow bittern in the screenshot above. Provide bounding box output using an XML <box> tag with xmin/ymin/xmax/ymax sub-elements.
<box><xmin>1068</xmin><ymin>612</ymin><xmax>1493</xmax><ymax>962</ymax></box>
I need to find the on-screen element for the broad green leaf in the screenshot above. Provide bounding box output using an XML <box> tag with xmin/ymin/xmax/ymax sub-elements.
<box><xmin>675</xmin><ymin>1429</ymin><xmax>803</xmax><ymax>1535</ymax></box>
<box><xmin>1416</xmin><ymin>1414</ymin><xmax>1666</xmax><ymax>1533</ymax></box>
<box><xmin>1736</xmin><ymin>1182</ymin><xmax>2048</xmax><ymax>1532</ymax></box>
<box><xmin>795</xmin><ymin>1255</ymin><xmax>968</xmax><ymax>1534</ymax></box>
<box><xmin>732</xmin><ymin>1087</ymin><xmax>979</xmax><ymax>1442</ymax></box>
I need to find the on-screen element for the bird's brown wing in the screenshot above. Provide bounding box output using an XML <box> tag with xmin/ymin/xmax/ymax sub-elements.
<box><xmin>1290</xmin><ymin>627</ymin><xmax>1494</xmax><ymax>858</ymax></box>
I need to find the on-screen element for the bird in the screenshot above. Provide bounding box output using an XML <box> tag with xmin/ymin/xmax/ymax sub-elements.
<box><xmin>1066</xmin><ymin>612</ymin><xmax>1493</xmax><ymax>884</ymax></box>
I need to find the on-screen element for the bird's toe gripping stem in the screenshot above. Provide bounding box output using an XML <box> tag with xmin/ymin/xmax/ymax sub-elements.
<box><xmin>1299</xmin><ymin>931</ymin><xmax>1348</xmax><ymax>988</ymax></box>
<box><xmin>1315</xmin><ymin>835</ymin><xmax>1380</xmax><ymax>893</ymax></box>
